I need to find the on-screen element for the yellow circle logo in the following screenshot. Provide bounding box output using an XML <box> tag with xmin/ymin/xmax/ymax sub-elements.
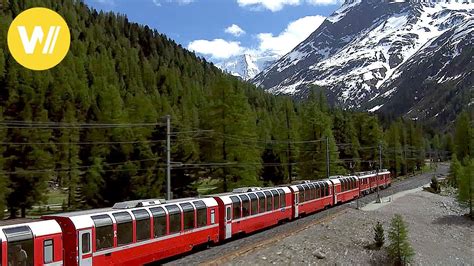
<box><xmin>7</xmin><ymin>8</ymin><xmax>70</xmax><ymax>71</ymax></box>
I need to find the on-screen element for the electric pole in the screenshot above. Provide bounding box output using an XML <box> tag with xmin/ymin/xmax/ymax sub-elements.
<box><xmin>376</xmin><ymin>143</ymin><xmax>382</xmax><ymax>203</ymax></box>
<box><xmin>326</xmin><ymin>136</ymin><xmax>330</xmax><ymax>179</ymax></box>
<box><xmin>166</xmin><ymin>115</ymin><xmax>171</xmax><ymax>200</ymax></box>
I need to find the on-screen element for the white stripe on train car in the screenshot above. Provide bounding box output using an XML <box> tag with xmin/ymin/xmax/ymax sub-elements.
<box><xmin>200</xmin><ymin>197</ymin><xmax>218</xmax><ymax>207</ymax></box>
<box><xmin>92</xmin><ymin>224</ymin><xmax>219</xmax><ymax>256</ymax></box>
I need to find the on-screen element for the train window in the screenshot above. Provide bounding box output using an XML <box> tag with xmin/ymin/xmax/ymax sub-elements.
<box><xmin>180</xmin><ymin>203</ymin><xmax>195</xmax><ymax>230</ymax></box>
<box><xmin>248</xmin><ymin>193</ymin><xmax>258</xmax><ymax>215</ymax></box>
<box><xmin>308</xmin><ymin>184</ymin><xmax>314</xmax><ymax>200</ymax></box>
<box><xmin>211</xmin><ymin>209</ymin><xmax>215</xmax><ymax>224</ymax></box>
<box><xmin>3</xmin><ymin>226</ymin><xmax>34</xmax><ymax>266</ymax></box>
<box><xmin>256</xmin><ymin>192</ymin><xmax>265</xmax><ymax>213</ymax></box>
<box><xmin>264</xmin><ymin>191</ymin><xmax>272</xmax><ymax>211</ymax></box>
<box><xmin>132</xmin><ymin>209</ymin><xmax>151</xmax><ymax>241</ymax></box>
<box><xmin>239</xmin><ymin>195</ymin><xmax>250</xmax><ymax>217</ymax></box>
<box><xmin>194</xmin><ymin>201</ymin><xmax>208</xmax><ymax>227</ymax></box>
<box><xmin>297</xmin><ymin>186</ymin><xmax>304</xmax><ymax>203</ymax></box>
<box><xmin>326</xmin><ymin>183</ymin><xmax>330</xmax><ymax>196</ymax></box>
<box><xmin>230</xmin><ymin>196</ymin><xmax>241</xmax><ymax>219</ymax></box>
<box><xmin>277</xmin><ymin>189</ymin><xmax>286</xmax><ymax>207</ymax></box>
<box><xmin>303</xmin><ymin>185</ymin><xmax>310</xmax><ymax>201</ymax></box>
<box><xmin>113</xmin><ymin>212</ymin><xmax>133</xmax><ymax>246</ymax></box>
<box><xmin>271</xmin><ymin>190</ymin><xmax>280</xmax><ymax>209</ymax></box>
<box><xmin>43</xmin><ymin>239</ymin><xmax>54</xmax><ymax>264</ymax></box>
<box><xmin>82</xmin><ymin>233</ymin><xmax>91</xmax><ymax>254</ymax></box>
<box><xmin>91</xmin><ymin>215</ymin><xmax>114</xmax><ymax>251</ymax></box>
<box><xmin>150</xmin><ymin>207</ymin><xmax>167</xmax><ymax>237</ymax></box>
<box><xmin>166</xmin><ymin>205</ymin><xmax>182</xmax><ymax>234</ymax></box>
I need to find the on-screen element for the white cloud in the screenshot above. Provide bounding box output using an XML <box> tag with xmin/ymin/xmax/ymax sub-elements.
<box><xmin>153</xmin><ymin>0</ymin><xmax>195</xmax><ymax>7</ymax></box>
<box><xmin>225</xmin><ymin>24</ymin><xmax>246</xmax><ymax>37</ymax></box>
<box><xmin>236</xmin><ymin>0</ymin><xmax>339</xmax><ymax>11</ymax></box>
<box><xmin>257</xmin><ymin>15</ymin><xmax>326</xmax><ymax>55</ymax></box>
<box><xmin>188</xmin><ymin>39</ymin><xmax>244</xmax><ymax>59</ymax></box>
<box><xmin>236</xmin><ymin>0</ymin><xmax>300</xmax><ymax>12</ymax></box>
<box><xmin>306</xmin><ymin>0</ymin><xmax>341</xmax><ymax>5</ymax></box>
<box><xmin>188</xmin><ymin>15</ymin><xmax>326</xmax><ymax>60</ymax></box>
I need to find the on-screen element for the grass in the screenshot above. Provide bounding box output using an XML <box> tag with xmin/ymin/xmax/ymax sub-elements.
<box><xmin>195</xmin><ymin>178</ymin><xmax>221</xmax><ymax>195</ymax></box>
<box><xmin>46</xmin><ymin>188</ymin><xmax>68</xmax><ymax>205</ymax></box>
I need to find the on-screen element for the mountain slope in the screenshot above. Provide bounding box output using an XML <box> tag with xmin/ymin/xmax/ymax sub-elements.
<box><xmin>253</xmin><ymin>0</ymin><xmax>473</xmax><ymax>124</ymax></box>
<box><xmin>216</xmin><ymin>53</ymin><xmax>277</xmax><ymax>80</ymax></box>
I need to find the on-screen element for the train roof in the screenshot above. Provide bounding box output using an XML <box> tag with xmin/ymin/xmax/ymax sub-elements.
<box><xmin>45</xmin><ymin>197</ymin><xmax>218</xmax><ymax>230</ymax></box>
<box><xmin>0</xmin><ymin>219</ymin><xmax>62</xmax><ymax>242</ymax></box>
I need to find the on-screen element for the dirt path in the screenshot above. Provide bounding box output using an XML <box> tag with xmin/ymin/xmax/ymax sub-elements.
<box><xmin>224</xmin><ymin>190</ymin><xmax>473</xmax><ymax>265</ymax></box>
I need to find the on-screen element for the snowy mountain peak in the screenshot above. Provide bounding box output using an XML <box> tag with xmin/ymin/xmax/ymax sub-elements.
<box><xmin>252</xmin><ymin>0</ymin><xmax>473</xmax><ymax>125</ymax></box>
<box><xmin>216</xmin><ymin>53</ymin><xmax>278</xmax><ymax>80</ymax></box>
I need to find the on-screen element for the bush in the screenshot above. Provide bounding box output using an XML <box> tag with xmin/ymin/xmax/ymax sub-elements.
<box><xmin>430</xmin><ymin>176</ymin><xmax>440</xmax><ymax>193</ymax></box>
<box><xmin>388</xmin><ymin>214</ymin><xmax>414</xmax><ymax>265</ymax></box>
<box><xmin>374</xmin><ymin>221</ymin><xmax>385</xmax><ymax>248</ymax></box>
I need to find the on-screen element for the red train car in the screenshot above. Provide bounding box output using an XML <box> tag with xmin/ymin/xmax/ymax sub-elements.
<box><xmin>45</xmin><ymin>197</ymin><xmax>219</xmax><ymax>265</ymax></box>
<box><xmin>330</xmin><ymin>176</ymin><xmax>360</xmax><ymax>204</ymax></box>
<box><xmin>357</xmin><ymin>171</ymin><xmax>377</xmax><ymax>195</ymax></box>
<box><xmin>212</xmin><ymin>187</ymin><xmax>292</xmax><ymax>241</ymax></box>
<box><xmin>289</xmin><ymin>180</ymin><xmax>333</xmax><ymax>218</ymax></box>
<box><xmin>379</xmin><ymin>169</ymin><xmax>391</xmax><ymax>189</ymax></box>
<box><xmin>0</xmin><ymin>220</ymin><xmax>63</xmax><ymax>266</ymax></box>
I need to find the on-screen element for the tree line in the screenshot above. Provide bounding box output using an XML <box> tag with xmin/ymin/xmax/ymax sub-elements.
<box><xmin>0</xmin><ymin>0</ymin><xmax>444</xmax><ymax>218</ymax></box>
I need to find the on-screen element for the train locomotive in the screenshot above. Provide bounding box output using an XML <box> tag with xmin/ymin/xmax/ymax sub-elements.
<box><xmin>0</xmin><ymin>170</ymin><xmax>391</xmax><ymax>266</ymax></box>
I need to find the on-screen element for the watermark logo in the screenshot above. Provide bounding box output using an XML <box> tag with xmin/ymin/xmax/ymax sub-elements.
<box><xmin>7</xmin><ymin>8</ymin><xmax>70</xmax><ymax>71</ymax></box>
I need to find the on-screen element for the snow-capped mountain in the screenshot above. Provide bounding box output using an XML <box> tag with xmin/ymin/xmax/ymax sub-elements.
<box><xmin>216</xmin><ymin>53</ymin><xmax>278</xmax><ymax>80</ymax></box>
<box><xmin>253</xmin><ymin>0</ymin><xmax>473</xmax><ymax>124</ymax></box>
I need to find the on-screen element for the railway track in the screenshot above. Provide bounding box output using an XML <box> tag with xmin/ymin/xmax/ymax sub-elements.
<box><xmin>162</xmin><ymin>164</ymin><xmax>449</xmax><ymax>265</ymax></box>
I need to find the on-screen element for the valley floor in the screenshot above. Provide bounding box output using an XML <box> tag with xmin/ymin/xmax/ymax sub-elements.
<box><xmin>225</xmin><ymin>188</ymin><xmax>473</xmax><ymax>265</ymax></box>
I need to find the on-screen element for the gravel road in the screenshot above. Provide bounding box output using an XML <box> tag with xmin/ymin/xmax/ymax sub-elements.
<box><xmin>161</xmin><ymin>164</ymin><xmax>455</xmax><ymax>265</ymax></box>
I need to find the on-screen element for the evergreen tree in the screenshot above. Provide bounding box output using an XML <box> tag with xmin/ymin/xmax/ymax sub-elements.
<box><xmin>454</xmin><ymin>112</ymin><xmax>472</xmax><ymax>161</ymax></box>
<box><xmin>388</xmin><ymin>214</ymin><xmax>415</xmax><ymax>265</ymax></box>
<box><xmin>457</xmin><ymin>158</ymin><xmax>473</xmax><ymax>219</ymax></box>
<box><xmin>200</xmin><ymin>77</ymin><xmax>261</xmax><ymax>192</ymax></box>
<box><xmin>298</xmin><ymin>89</ymin><xmax>340</xmax><ymax>179</ymax></box>
<box><xmin>374</xmin><ymin>221</ymin><xmax>385</xmax><ymax>248</ymax></box>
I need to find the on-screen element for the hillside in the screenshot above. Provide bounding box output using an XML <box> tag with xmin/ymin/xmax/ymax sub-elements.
<box><xmin>253</xmin><ymin>0</ymin><xmax>473</xmax><ymax>126</ymax></box>
<box><xmin>0</xmin><ymin>0</ymin><xmax>431</xmax><ymax>218</ymax></box>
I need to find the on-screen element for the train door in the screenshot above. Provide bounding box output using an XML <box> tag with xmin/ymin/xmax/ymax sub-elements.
<box><xmin>78</xmin><ymin>230</ymin><xmax>92</xmax><ymax>266</ymax></box>
<box><xmin>294</xmin><ymin>192</ymin><xmax>299</xmax><ymax>218</ymax></box>
<box><xmin>225</xmin><ymin>205</ymin><xmax>232</xmax><ymax>239</ymax></box>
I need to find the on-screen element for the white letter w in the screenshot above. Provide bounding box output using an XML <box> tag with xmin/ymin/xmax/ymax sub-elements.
<box><xmin>17</xmin><ymin>26</ymin><xmax>61</xmax><ymax>54</ymax></box>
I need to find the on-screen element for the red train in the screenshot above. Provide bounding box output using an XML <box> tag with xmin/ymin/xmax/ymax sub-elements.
<box><xmin>0</xmin><ymin>170</ymin><xmax>391</xmax><ymax>265</ymax></box>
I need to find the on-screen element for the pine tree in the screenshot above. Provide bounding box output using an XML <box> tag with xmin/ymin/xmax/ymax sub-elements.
<box><xmin>374</xmin><ymin>221</ymin><xmax>385</xmax><ymax>248</ymax></box>
<box><xmin>457</xmin><ymin>158</ymin><xmax>473</xmax><ymax>219</ymax></box>
<box><xmin>298</xmin><ymin>89</ymin><xmax>341</xmax><ymax>179</ymax></box>
<box><xmin>454</xmin><ymin>112</ymin><xmax>472</xmax><ymax>161</ymax></box>
<box><xmin>388</xmin><ymin>214</ymin><xmax>415</xmax><ymax>265</ymax></box>
<box><xmin>449</xmin><ymin>154</ymin><xmax>462</xmax><ymax>187</ymax></box>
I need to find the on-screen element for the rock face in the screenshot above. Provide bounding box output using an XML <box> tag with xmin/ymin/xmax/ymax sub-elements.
<box><xmin>252</xmin><ymin>0</ymin><xmax>473</xmax><ymax>125</ymax></box>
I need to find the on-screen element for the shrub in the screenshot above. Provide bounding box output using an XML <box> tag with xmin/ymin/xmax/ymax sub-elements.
<box><xmin>388</xmin><ymin>214</ymin><xmax>414</xmax><ymax>265</ymax></box>
<box><xmin>374</xmin><ymin>221</ymin><xmax>385</xmax><ymax>248</ymax></box>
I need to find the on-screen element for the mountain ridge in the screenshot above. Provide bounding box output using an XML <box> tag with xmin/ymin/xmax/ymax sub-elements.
<box><xmin>252</xmin><ymin>0</ymin><xmax>473</xmax><ymax>125</ymax></box>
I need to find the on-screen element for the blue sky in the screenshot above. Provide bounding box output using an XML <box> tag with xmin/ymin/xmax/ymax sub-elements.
<box><xmin>85</xmin><ymin>0</ymin><xmax>341</xmax><ymax>61</ymax></box>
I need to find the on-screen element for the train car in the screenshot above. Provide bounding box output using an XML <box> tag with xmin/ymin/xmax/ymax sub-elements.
<box><xmin>379</xmin><ymin>169</ymin><xmax>392</xmax><ymax>188</ymax></box>
<box><xmin>45</xmin><ymin>197</ymin><xmax>219</xmax><ymax>265</ymax></box>
<box><xmin>357</xmin><ymin>171</ymin><xmax>377</xmax><ymax>195</ymax></box>
<box><xmin>0</xmin><ymin>219</ymin><xmax>63</xmax><ymax>266</ymax></box>
<box><xmin>212</xmin><ymin>187</ymin><xmax>292</xmax><ymax>241</ymax></box>
<box><xmin>289</xmin><ymin>180</ymin><xmax>333</xmax><ymax>218</ymax></box>
<box><xmin>330</xmin><ymin>176</ymin><xmax>360</xmax><ymax>204</ymax></box>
